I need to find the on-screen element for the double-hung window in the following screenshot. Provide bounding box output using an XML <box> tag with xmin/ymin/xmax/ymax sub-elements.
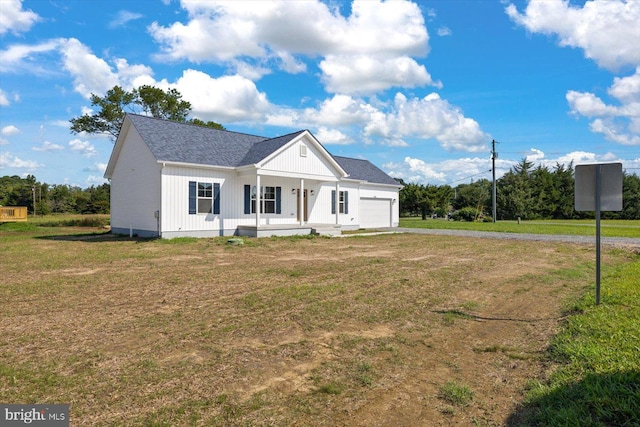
<box><xmin>331</xmin><ymin>190</ymin><xmax>349</xmax><ymax>214</ymax></box>
<box><xmin>251</xmin><ymin>186</ymin><xmax>276</xmax><ymax>214</ymax></box>
<box><xmin>244</xmin><ymin>185</ymin><xmax>281</xmax><ymax>214</ymax></box>
<box><xmin>189</xmin><ymin>181</ymin><xmax>220</xmax><ymax>215</ymax></box>
<box><xmin>198</xmin><ymin>183</ymin><xmax>213</xmax><ymax>213</ymax></box>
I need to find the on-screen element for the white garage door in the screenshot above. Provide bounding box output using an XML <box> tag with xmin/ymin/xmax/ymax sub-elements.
<box><xmin>359</xmin><ymin>198</ymin><xmax>391</xmax><ymax>228</ymax></box>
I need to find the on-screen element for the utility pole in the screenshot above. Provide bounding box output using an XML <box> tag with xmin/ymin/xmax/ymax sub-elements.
<box><xmin>491</xmin><ymin>140</ymin><xmax>498</xmax><ymax>223</ymax></box>
<box><xmin>32</xmin><ymin>185</ymin><xmax>36</xmax><ymax>216</ymax></box>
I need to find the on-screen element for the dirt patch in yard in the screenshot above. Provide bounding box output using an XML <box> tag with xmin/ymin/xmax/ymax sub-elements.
<box><xmin>1</xmin><ymin>230</ymin><xmax>632</xmax><ymax>425</ymax></box>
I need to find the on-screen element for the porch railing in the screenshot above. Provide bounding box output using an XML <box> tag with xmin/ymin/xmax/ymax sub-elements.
<box><xmin>0</xmin><ymin>206</ymin><xmax>28</xmax><ymax>222</ymax></box>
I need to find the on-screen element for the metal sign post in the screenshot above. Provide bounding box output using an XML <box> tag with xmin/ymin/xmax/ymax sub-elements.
<box><xmin>595</xmin><ymin>165</ymin><xmax>601</xmax><ymax>305</ymax></box>
<box><xmin>575</xmin><ymin>163</ymin><xmax>623</xmax><ymax>305</ymax></box>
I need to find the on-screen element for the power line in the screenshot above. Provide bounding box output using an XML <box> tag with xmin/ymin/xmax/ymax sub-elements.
<box><xmin>446</xmin><ymin>169</ymin><xmax>492</xmax><ymax>185</ymax></box>
<box><xmin>492</xmin><ymin>139</ymin><xmax>498</xmax><ymax>223</ymax></box>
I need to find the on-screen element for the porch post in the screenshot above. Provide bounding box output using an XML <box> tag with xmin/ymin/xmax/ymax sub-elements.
<box><xmin>299</xmin><ymin>179</ymin><xmax>304</xmax><ymax>225</ymax></box>
<box><xmin>255</xmin><ymin>174</ymin><xmax>261</xmax><ymax>227</ymax></box>
<box><xmin>335</xmin><ymin>182</ymin><xmax>339</xmax><ymax>225</ymax></box>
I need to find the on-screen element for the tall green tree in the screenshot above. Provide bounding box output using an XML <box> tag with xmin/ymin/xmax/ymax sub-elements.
<box><xmin>69</xmin><ymin>86</ymin><xmax>136</xmax><ymax>139</ymax></box>
<box><xmin>135</xmin><ymin>86</ymin><xmax>190</xmax><ymax>122</ymax></box>
<box><xmin>70</xmin><ymin>85</ymin><xmax>224</xmax><ymax>140</ymax></box>
<box><xmin>453</xmin><ymin>180</ymin><xmax>490</xmax><ymax>214</ymax></box>
<box><xmin>497</xmin><ymin>158</ymin><xmax>535</xmax><ymax>220</ymax></box>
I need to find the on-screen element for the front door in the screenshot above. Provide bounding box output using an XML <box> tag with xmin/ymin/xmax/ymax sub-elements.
<box><xmin>296</xmin><ymin>189</ymin><xmax>308</xmax><ymax>222</ymax></box>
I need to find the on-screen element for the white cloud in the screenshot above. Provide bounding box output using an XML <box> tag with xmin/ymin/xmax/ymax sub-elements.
<box><xmin>85</xmin><ymin>175</ymin><xmax>108</xmax><ymax>185</ymax></box>
<box><xmin>567</xmin><ymin>67</ymin><xmax>640</xmax><ymax>146</ymax></box>
<box><xmin>437</xmin><ymin>26</ymin><xmax>452</xmax><ymax>37</ymax></box>
<box><xmin>83</xmin><ymin>162</ymin><xmax>107</xmax><ymax>173</ymax></box>
<box><xmin>58</xmin><ymin>38</ymin><xmax>119</xmax><ymax>98</ymax></box>
<box><xmin>314</xmin><ymin>127</ymin><xmax>351</xmax><ymax>145</ymax></box>
<box><xmin>364</xmin><ymin>93</ymin><xmax>489</xmax><ymax>152</ymax></box>
<box><xmin>305</xmin><ymin>94</ymin><xmax>375</xmax><ymax>126</ymax></box>
<box><xmin>320</xmin><ymin>54</ymin><xmax>440</xmax><ymax>94</ymax></box>
<box><xmin>385</xmin><ymin>156</ymin><xmax>493</xmax><ymax>184</ymax></box>
<box><xmin>0</xmin><ymin>0</ymin><xmax>41</xmax><ymax>36</ymax></box>
<box><xmin>524</xmin><ymin>148</ymin><xmax>546</xmax><ymax>163</ymax></box>
<box><xmin>506</xmin><ymin>0</ymin><xmax>640</xmax><ymax>71</ymax></box>
<box><xmin>384</xmin><ymin>149</ymin><xmax>638</xmax><ymax>186</ymax></box>
<box><xmin>275</xmin><ymin>51</ymin><xmax>307</xmax><ymax>74</ymax></box>
<box><xmin>589</xmin><ymin>119</ymin><xmax>640</xmax><ymax>146</ymax></box>
<box><xmin>609</xmin><ymin>66</ymin><xmax>640</xmax><ymax>104</ymax></box>
<box><xmin>69</xmin><ymin>138</ymin><xmax>97</xmax><ymax>157</ymax></box>
<box><xmin>278</xmin><ymin>92</ymin><xmax>489</xmax><ymax>152</ymax></box>
<box><xmin>0</xmin><ymin>88</ymin><xmax>9</xmax><ymax>106</ymax></box>
<box><xmin>32</xmin><ymin>141</ymin><xmax>64</xmax><ymax>152</ymax></box>
<box><xmin>30</xmin><ymin>38</ymin><xmax>153</xmax><ymax>99</ymax></box>
<box><xmin>171</xmin><ymin>70</ymin><xmax>271</xmax><ymax>123</ymax></box>
<box><xmin>149</xmin><ymin>0</ymin><xmax>433</xmax><ymax>94</ymax></box>
<box><xmin>0</xmin><ymin>138</ymin><xmax>8</xmax><ymax>146</ymax></box>
<box><xmin>0</xmin><ymin>40</ymin><xmax>61</xmax><ymax>74</ymax></box>
<box><xmin>109</xmin><ymin>10</ymin><xmax>144</xmax><ymax>29</ymax></box>
<box><xmin>1</xmin><ymin>37</ymin><xmax>155</xmax><ymax>99</ymax></box>
<box><xmin>1</xmin><ymin>125</ymin><xmax>20</xmax><ymax>136</ymax></box>
<box><xmin>0</xmin><ymin>151</ymin><xmax>41</xmax><ymax>169</ymax></box>
<box><xmin>566</xmin><ymin>91</ymin><xmax>620</xmax><ymax>117</ymax></box>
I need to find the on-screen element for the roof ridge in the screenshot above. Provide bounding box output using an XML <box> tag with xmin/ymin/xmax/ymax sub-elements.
<box><xmin>126</xmin><ymin>113</ymin><xmax>270</xmax><ymax>140</ymax></box>
<box><xmin>257</xmin><ymin>129</ymin><xmax>307</xmax><ymax>142</ymax></box>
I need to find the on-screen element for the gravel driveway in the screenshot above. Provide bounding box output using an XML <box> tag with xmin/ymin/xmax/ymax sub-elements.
<box><xmin>365</xmin><ymin>227</ymin><xmax>640</xmax><ymax>249</ymax></box>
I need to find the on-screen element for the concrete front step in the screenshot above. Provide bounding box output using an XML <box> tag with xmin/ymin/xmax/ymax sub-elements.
<box><xmin>311</xmin><ymin>226</ymin><xmax>342</xmax><ymax>237</ymax></box>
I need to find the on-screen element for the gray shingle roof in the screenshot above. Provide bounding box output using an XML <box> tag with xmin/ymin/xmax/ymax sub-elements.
<box><xmin>333</xmin><ymin>156</ymin><xmax>400</xmax><ymax>186</ymax></box>
<box><xmin>126</xmin><ymin>114</ymin><xmax>398</xmax><ymax>185</ymax></box>
<box><xmin>239</xmin><ymin>131</ymin><xmax>306</xmax><ymax>166</ymax></box>
<box><xmin>128</xmin><ymin>114</ymin><xmax>266</xmax><ymax>167</ymax></box>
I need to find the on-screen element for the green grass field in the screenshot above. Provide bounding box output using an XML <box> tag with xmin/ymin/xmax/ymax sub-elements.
<box><xmin>400</xmin><ymin>217</ymin><xmax>640</xmax><ymax>238</ymax></box>
<box><xmin>1</xmin><ymin>217</ymin><xmax>638</xmax><ymax>425</ymax></box>
<box><xmin>518</xmin><ymin>259</ymin><xmax>640</xmax><ymax>425</ymax></box>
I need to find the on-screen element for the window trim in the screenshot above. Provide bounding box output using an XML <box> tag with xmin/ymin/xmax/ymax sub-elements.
<box><xmin>331</xmin><ymin>190</ymin><xmax>349</xmax><ymax>214</ymax></box>
<box><xmin>245</xmin><ymin>185</ymin><xmax>281</xmax><ymax>214</ymax></box>
<box><xmin>197</xmin><ymin>182</ymin><xmax>213</xmax><ymax>214</ymax></box>
<box><xmin>189</xmin><ymin>181</ymin><xmax>220</xmax><ymax>215</ymax></box>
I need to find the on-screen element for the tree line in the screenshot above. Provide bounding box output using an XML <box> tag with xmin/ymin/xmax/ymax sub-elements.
<box><xmin>399</xmin><ymin>159</ymin><xmax>640</xmax><ymax>220</ymax></box>
<box><xmin>1</xmin><ymin>175</ymin><xmax>109</xmax><ymax>215</ymax></box>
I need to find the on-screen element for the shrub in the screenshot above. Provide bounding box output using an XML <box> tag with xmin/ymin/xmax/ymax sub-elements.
<box><xmin>450</xmin><ymin>207</ymin><xmax>479</xmax><ymax>222</ymax></box>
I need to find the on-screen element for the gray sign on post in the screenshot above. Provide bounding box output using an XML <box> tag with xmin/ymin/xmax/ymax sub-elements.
<box><xmin>575</xmin><ymin>163</ymin><xmax>623</xmax><ymax>212</ymax></box>
<box><xmin>574</xmin><ymin>162</ymin><xmax>623</xmax><ymax>305</ymax></box>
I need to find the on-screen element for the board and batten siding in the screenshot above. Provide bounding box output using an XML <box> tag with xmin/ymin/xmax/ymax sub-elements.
<box><xmin>110</xmin><ymin>127</ymin><xmax>161</xmax><ymax>237</ymax></box>
<box><xmin>160</xmin><ymin>166</ymin><xmax>235</xmax><ymax>238</ymax></box>
<box><xmin>261</xmin><ymin>137</ymin><xmax>340</xmax><ymax>180</ymax></box>
<box><xmin>237</xmin><ymin>175</ymin><xmax>313</xmax><ymax>226</ymax></box>
<box><xmin>161</xmin><ymin>168</ymin><xmax>313</xmax><ymax>237</ymax></box>
<box><xmin>305</xmin><ymin>183</ymin><xmax>359</xmax><ymax>229</ymax></box>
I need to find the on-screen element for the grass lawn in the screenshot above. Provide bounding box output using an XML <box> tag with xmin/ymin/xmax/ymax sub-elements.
<box><xmin>517</xmin><ymin>259</ymin><xmax>640</xmax><ymax>425</ymax></box>
<box><xmin>1</xmin><ymin>222</ymin><xmax>638</xmax><ymax>425</ymax></box>
<box><xmin>400</xmin><ymin>217</ymin><xmax>640</xmax><ymax>238</ymax></box>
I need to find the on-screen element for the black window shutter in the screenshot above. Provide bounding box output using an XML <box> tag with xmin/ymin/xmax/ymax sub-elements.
<box><xmin>189</xmin><ymin>181</ymin><xmax>197</xmax><ymax>214</ymax></box>
<box><xmin>275</xmin><ymin>186</ymin><xmax>281</xmax><ymax>214</ymax></box>
<box><xmin>344</xmin><ymin>191</ymin><xmax>349</xmax><ymax>214</ymax></box>
<box><xmin>244</xmin><ymin>185</ymin><xmax>250</xmax><ymax>214</ymax></box>
<box><xmin>331</xmin><ymin>190</ymin><xmax>336</xmax><ymax>214</ymax></box>
<box><xmin>213</xmin><ymin>183</ymin><xmax>220</xmax><ymax>214</ymax></box>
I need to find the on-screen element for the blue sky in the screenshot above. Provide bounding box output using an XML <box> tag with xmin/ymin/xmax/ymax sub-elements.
<box><xmin>1</xmin><ymin>0</ymin><xmax>639</xmax><ymax>187</ymax></box>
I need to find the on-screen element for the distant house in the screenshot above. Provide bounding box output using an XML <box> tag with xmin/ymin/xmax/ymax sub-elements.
<box><xmin>104</xmin><ymin>114</ymin><xmax>402</xmax><ymax>238</ymax></box>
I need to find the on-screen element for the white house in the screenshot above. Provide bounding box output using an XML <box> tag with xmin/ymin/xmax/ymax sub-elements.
<box><xmin>104</xmin><ymin>114</ymin><xmax>402</xmax><ymax>238</ymax></box>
